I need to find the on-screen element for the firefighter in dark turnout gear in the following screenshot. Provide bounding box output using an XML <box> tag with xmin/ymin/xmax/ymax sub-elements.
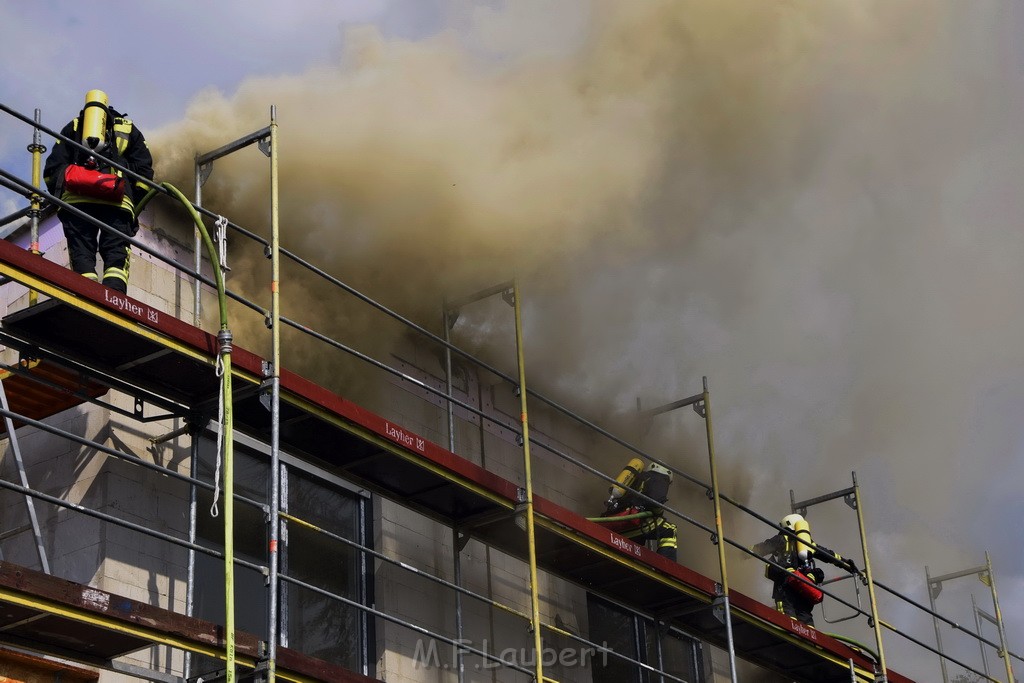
<box><xmin>600</xmin><ymin>458</ymin><xmax>678</xmax><ymax>561</ymax></box>
<box><xmin>43</xmin><ymin>89</ymin><xmax>154</xmax><ymax>294</ymax></box>
<box><xmin>752</xmin><ymin>513</ymin><xmax>858</xmax><ymax>626</ymax></box>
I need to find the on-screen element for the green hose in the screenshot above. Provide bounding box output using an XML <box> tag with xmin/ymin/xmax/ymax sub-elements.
<box><xmin>825</xmin><ymin>631</ymin><xmax>880</xmax><ymax>664</ymax></box>
<box><xmin>137</xmin><ymin>184</ymin><xmax>235</xmax><ymax>681</ymax></box>
<box><xmin>586</xmin><ymin>510</ymin><xmax>655</xmax><ymax>523</ymax></box>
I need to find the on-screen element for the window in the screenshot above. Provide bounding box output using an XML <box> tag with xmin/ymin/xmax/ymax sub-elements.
<box><xmin>191</xmin><ymin>438</ymin><xmax>371</xmax><ymax>677</ymax></box>
<box><xmin>587</xmin><ymin>595</ymin><xmax>703</xmax><ymax>683</ymax></box>
<box><xmin>282</xmin><ymin>469</ymin><xmax>367</xmax><ymax>669</ymax></box>
<box><xmin>193</xmin><ymin>448</ymin><xmax>269</xmax><ymax>641</ymax></box>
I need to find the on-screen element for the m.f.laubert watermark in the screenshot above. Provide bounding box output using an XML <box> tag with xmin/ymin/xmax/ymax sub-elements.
<box><xmin>413</xmin><ymin>638</ymin><xmax>609</xmax><ymax>671</ymax></box>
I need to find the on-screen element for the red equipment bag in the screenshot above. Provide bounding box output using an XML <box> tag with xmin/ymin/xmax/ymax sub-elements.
<box><xmin>603</xmin><ymin>507</ymin><xmax>643</xmax><ymax>533</ymax></box>
<box><xmin>64</xmin><ymin>164</ymin><xmax>125</xmax><ymax>203</ymax></box>
<box><xmin>786</xmin><ymin>570</ymin><xmax>824</xmax><ymax>604</ymax></box>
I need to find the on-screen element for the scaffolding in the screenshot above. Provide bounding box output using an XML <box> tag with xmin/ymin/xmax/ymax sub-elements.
<box><xmin>0</xmin><ymin>99</ymin><xmax>1019</xmax><ymax>683</ymax></box>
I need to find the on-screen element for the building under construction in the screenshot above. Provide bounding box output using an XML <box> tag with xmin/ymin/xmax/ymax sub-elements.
<box><xmin>0</xmin><ymin>101</ymin><xmax>1018</xmax><ymax>683</ymax></box>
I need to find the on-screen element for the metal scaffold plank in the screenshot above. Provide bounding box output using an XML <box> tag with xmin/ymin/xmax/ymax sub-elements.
<box><xmin>0</xmin><ymin>562</ymin><xmax>372</xmax><ymax>683</ymax></box>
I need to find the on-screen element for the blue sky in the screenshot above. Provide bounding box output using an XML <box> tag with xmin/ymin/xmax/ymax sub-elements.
<box><xmin>0</xmin><ymin>0</ymin><xmax>449</xmax><ymax>212</ymax></box>
<box><xmin>0</xmin><ymin>2</ymin><xmax>1022</xmax><ymax>679</ymax></box>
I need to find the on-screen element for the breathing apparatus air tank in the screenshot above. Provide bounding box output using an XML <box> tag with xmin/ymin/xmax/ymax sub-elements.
<box><xmin>81</xmin><ymin>89</ymin><xmax>109</xmax><ymax>161</ymax></box>
<box><xmin>606</xmin><ymin>457</ymin><xmax>645</xmax><ymax>509</ymax></box>
<box><xmin>781</xmin><ymin>513</ymin><xmax>812</xmax><ymax>563</ymax></box>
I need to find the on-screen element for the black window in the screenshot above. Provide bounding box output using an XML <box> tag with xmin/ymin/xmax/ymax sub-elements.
<box><xmin>191</xmin><ymin>439</ymin><xmax>370</xmax><ymax>677</ymax></box>
<box><xmin>282</xmin><ymin>469</ymin><xmax>367</xmax><ymax>669</ymax></box>
<box><xmin>587</xmin><ymin>594</ymin><xmax>703</xmax><ymax>683</ymax></box>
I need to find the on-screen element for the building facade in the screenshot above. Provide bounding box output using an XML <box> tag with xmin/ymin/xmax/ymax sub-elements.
<box><xmin>0</xmin><ymin>209</ymin><xmax>718</xmax><ymax>683</ymax></box>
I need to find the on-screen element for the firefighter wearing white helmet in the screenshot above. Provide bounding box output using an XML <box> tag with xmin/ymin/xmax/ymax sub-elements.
<box><xmin>599</xmin><ymin>460</ymin><xmax>678</xmax><ymax>561</ymax></box>
<box><xmin>751</xmin><ymin>513</ymin><xmax>858</xmax><ymax>626</ymax></box>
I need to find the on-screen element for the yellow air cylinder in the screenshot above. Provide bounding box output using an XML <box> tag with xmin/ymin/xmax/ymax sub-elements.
<box><xmin>793</xmin><ymin>517</ymin><xmax>812</xmax><ymax>562</ymax></box>
<box><xmin>81</xmin><ymin>89</ymin><xmax>109</xmax><ymax>151</ymax></box>
<box><xmin>608</xmin><ymin>457</ymin><xmax>645</xmax><ymax>501</ymax></box>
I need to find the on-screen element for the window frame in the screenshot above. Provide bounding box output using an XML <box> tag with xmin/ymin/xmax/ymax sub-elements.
<box><xmin>586</xmin><ymin>593</ymin><xmax>704</xmax><ymax>683</ymax></box>
<box><xmin>191</xmin><ymin>429</ymin><xmax>373</xmax><ymax>676</ymax></box>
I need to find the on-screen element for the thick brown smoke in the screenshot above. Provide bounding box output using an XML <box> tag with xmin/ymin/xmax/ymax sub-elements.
<box><xmin>150</xmin><ymin>2</ymin><xmax>1024</xmax><ymax>673</ymax></box>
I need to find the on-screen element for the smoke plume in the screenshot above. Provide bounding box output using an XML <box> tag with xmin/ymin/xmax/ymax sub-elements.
<box><xmin>150</xmin><ymin>1</ymin><xmax>1024</xmax><ymax>672</ymax></box>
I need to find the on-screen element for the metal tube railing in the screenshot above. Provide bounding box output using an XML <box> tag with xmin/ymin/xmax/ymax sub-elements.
<box><xmin>280</xmin><ymin>510</ymin><xmax>693</xmax><ymax>683</ymax></box>
<box><xmin>0</xmin><ymin>475</ymin><xmax>264</xmax><ymax>573</ymax></box>
<box><xmin>4</xmin><ymin>101</ymin><xmax>1020</xmax><ymax>683</ymax></box>
<box><xmin>0</xmin><ymin>167</ymin><xmax>267</xmax><ymax>321</ymax></box>
<box><xmin>0</xmin><ymin>159</ymin><xmax>890</xmax><ymax>677</ymax></box>
<box><xmin>260</xmin><ymin>244</ymin><xmax>1019</xmax><ymax>683</ymax></box>
<box><xmin>1</xmin><ymin>111</ymin><xmax>878</xmax><ymax>590</ymax></box>
<box><xmin>0</xmin><ymin>407</ymin><xmax>243</xmax><ymax>501</ymax></box>
<box><xmin>0</xmin><ymin>108</ymin><xmax>708</xmax><ymax>683</ymax></box>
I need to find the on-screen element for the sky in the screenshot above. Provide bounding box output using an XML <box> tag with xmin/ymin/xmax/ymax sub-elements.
<box><xmin>1</xmin><ymin>1</ymin><xmax>1023</xmax><ymax>680</ymax></box>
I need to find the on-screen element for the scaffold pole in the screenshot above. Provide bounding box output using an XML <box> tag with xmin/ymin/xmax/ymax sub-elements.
<box><xmin>513</xmin><ymin>278</ymin><xmax>545</xmax><ymax>683</ymax></box>
<box><xmin>852</xmin><ymin>472</ymin><xmax>887</xmax><ymax>682</ymax></box>
<box><xmin>701</xmin><ymin>376</ymin><xmax>738</xmax><ymax>683</ymax></box>
<box><xmin>985</xmin><ymin>551</ymin><xmax>1015</xmax><ymax>683</ymax></box>
<box><xmin>265</xmin><ymin>103</ymin><xmax>282</xmax><ymax>683</ymax></box>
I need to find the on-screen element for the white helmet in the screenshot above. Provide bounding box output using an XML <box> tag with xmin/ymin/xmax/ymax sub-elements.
<box><xmin>780</xmin><ymin>513</ymin><xmax>805</xmax><ymax>531</ymax></box>
<box><xmin>646</xmin><ymin>462</ymin><xmax>673</xmax><ymax>482</ymax></box>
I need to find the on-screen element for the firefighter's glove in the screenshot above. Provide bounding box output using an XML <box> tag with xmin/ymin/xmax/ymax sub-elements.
<box><xmin>842</xmin><ymin>558</ymin><xmax>858</xmax><ymax>574</ymax></box>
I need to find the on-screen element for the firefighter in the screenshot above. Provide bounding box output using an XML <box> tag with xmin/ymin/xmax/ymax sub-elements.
<box><xmin>751</xmin><ymin>513</ymin><xmax>858</xmax><ymax>626</ymax></box>
<box><xmin>43</xmin><ymin>89</ymin><xmax>154</xmax><ymax>294</ymax></box>
<box><xmin>600</xmin><ymin>458</ymin><xmax>678</xmax><ymax>561</ymax></box>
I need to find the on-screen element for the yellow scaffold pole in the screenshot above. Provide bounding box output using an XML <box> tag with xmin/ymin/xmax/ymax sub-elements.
<box><xmin>852</xmin><ymin>473</ymin><xmax>887</xmax><ymax>683</ymax></box>
<box><xmin>28</xmin><ymin>108</ymin><xmax>46</xmax><ymax>306</ymax></box>
<box><xmin>984</xmin><ymin>552</ymin><xmax>1016</xmax><ymax>683</ymax></box>
<box><xmin>701</xmin><ymin>377</ymin><xmax>738</xmax><ymax>683</ymax></box>
<box><xmin>512</xmin><ymin>278</ymin><xmax>545</xmax><ymax>683</ymax></box>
